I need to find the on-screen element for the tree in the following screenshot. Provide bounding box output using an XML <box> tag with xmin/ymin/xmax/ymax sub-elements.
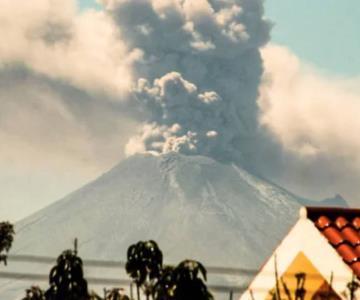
<box><xmin>126</xmin><ymin>241</ymin><xmax>213</xmax><ymax>300</ymax></box>
<box><xmin>152</xmin><ymin>266</ymin><xmax>176</xmax><ymax>300</ymax></box>
<box><xmin>22</xmin><ymin>286</ymin><xmax>46</xmax><ymax>300</ymax></box>
<box><xmin>45</xmin><ymin>248</ymin><xmax>89</xmax><ymax>300</ymax></box>
<box><xmin>153</xmin><ymin>260</ymin><xmax>213</xmax><ymax>300</ymax></box>
<box><xmin>0</xmin><ymin>221</ymin><xmax>14</xmax><ymax>265</ymax></box>
<box><xmin>171</xmin><ymin>260</ymin><xmax>213</xmax><ymax>300</ymax></box>
<box><xmin>126</xmin><ymin>240</ymin><xmax>163</xmax><ymax>300</ymax></box>
<box><xmin>104</xmin><ymin>288</ymin><xmax>130</xmax><ymax>300</ymax></box>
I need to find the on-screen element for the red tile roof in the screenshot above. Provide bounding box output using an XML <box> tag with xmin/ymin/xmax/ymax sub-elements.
<box><xmin>306</xmin><ymin>207</ymin><xmax>360</xmax><ymax>277</ymax></box>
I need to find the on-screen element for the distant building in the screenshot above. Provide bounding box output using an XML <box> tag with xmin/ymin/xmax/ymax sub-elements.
<box><xmin>240</xmin><ymin>207</ymin><xmax>360</xmax><ymax>300</ymax></box>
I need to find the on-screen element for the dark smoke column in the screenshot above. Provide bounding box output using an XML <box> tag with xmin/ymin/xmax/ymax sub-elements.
<box><xmin>103</xmin><ymin>0</ymin><xmax>271</xmax><ymax>166</ymax></box>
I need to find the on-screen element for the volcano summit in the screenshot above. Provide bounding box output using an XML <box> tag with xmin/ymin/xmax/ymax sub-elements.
<box><xmin>2</xmin><ymin>153</ymin><xmax>346</xmax><ymax>299</ymax></box>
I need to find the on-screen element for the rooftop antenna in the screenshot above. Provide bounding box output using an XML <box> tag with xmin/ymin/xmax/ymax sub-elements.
<box><xmin>74</xmin><ymin>238</ymin><xmax>78</xmax><ymax>255</ymax></box>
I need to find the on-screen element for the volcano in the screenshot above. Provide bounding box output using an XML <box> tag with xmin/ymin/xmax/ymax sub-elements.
<box><xmin>2</xmin><ymin>153</ymin><xmax>346</xmax><ymax>299</ymax></box>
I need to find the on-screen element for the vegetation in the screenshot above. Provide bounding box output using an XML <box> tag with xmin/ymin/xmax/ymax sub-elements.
<box><xmin>0</xmin><ymin>221</ymin><xmax>14</xmax><ymax>265</ymax></box>
<box><xmin>125</xmin><ymin>240</ymin><xmax>213</xmax><ymax>300</ymax></box>
<box><xmin>126</xmin><ymin>240</ymin><xmax>163</xmax><ymax>300</ymax></box>
<box><xmin>151</xmin><ymin>260</ymin><xmax>213</xmax><ymax>300</ymax></box>
<box><xmin>45</xmin><ymin>248</ymin><xmax>89</xmax><ymax>300</ymax></box>
<box><xmin>19</xmin><ymin>239</ymin><xmax>213</xmax><ymax>300</ymax></box>
<box><xmin>345</xmin><ymin>274</ymin><xmax>360</xmax><ymax>300</ymax></box>
<box><xmin>104</xmin><ymin>288</ymin><xmax>130</xmax><ymax>300</ymax></box>
<box><xmin>22</xmin><ymin>286</ymin><xmax>46</xmax><ymax>300</ymax></box>
<box><xmin>165</xmin><ymin>260</ymin><xmax>213</xmax><ymax>300</ymax></box>
<box><xmin>152</xmin><ymin>265</ymin><xmax>175</xmax><ymax>300</ymax></box>
<box><xmin>15</xmin><ymin>236</ymin><xmax>360</xmax><ymax>300</ymax></box>
<box><xmin>264</xmin><ymin>256</ymin><xmax>359</xmax><ymax>300</ymax></box>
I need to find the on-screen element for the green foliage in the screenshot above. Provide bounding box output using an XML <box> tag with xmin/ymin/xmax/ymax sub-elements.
<box><xmin>45</xmin><ymin>249</ymin><xmax>89</xmax><ymax>300</ymax></box>
<box><xmin>126</xmin><ymin>241</ymin><xmax>213</xmax><ymax>300</ymax></box>
<box><xmin>22</xmin><ymin>286</ymin><xmax>46</xmax><ymax>300</ymax></box>
<box><xmin>152</xmin><ymin>266</ymin><xmax>176</xmax><ymax>300</ymax></box>
<box><xmin>153</xmin><ymin>260</ymin><xmax>214</xmax><ymax>300</ymax></box>
<box><xmin>346</xmin><ymin>274</ymin><xmax>360</xmax><ymax>300</ymax></box>
<box><xmin>126</xmin><ymin>240</ymin><xmax>163</xmax><ymax>286</ymax></box>
<box><xmin>19</xmin><ymin>239</ymin><xmax>212</xmax><ymax>300</ymax></box>
<box><xmin>104</xmin><ymin>288</ymin><xmax>130</xmax><ymax>300</ymax></box>
<box><xmin>272</xmin><ymin>255</ymin><xmax>307</xmax><ymax>300</ymax></box>
<box><xmin>126</xmin><ymin>240</ymin><xmax>163</xmax><ymax>299</ymax></box>
<box><xmin>171</xmin><ymin>260</ymin><xmax>213</xmax><ymax>300</ymax></box>
<box><xmin>0</xmin><ymin>221</ymin><xmax>14</xmax><ymax>265</ymax></box>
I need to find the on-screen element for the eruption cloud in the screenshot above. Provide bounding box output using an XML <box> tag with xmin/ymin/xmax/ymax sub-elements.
<box><xmin>102</xmin><ymin>0</ymin><xmax>271</xmax><ymax>163</ymax></box>
<box><xmin>3</xmin><ymin>0</ymin><xmax>360</xmax><ymax>218</ymax></box>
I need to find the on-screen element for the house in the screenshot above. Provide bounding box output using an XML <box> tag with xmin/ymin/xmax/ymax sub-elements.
<box><xmin>239</xmin><ymin>207</ymin><xmax>360</xmax><ymax>300</ymax></box>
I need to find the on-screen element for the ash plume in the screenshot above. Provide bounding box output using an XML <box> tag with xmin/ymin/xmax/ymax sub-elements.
<box><xmin>103</xmin><ymin>0</ymin><xmax>271</xmax><ymax>164</ymax></box>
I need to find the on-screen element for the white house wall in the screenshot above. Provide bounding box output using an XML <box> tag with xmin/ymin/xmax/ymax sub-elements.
<box><xmin>239</xmin><ymin>215</ymin><xmax>355</xmax><ymax>300</ymax></box>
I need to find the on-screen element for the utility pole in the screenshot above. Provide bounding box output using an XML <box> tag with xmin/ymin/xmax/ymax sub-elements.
<box><xmin>229</xmin><ymin>290</ymin><xmax>233</xmax><ymax>300</ymax></box>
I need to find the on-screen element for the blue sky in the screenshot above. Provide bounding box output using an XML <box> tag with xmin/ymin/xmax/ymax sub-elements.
<box><xmin>78</xmin><ymin>0</ymin><xmax>101</xmax><ymax>10</ymax></box>
<box><xmin>79</xmin><ymin>0</ymin><xmax>360</xmax><ymax>76</ymax></box>
<box><xmin>265</xmin><ymin>0</ymin><xmax>360</xmax><ymax>76</ymax></box>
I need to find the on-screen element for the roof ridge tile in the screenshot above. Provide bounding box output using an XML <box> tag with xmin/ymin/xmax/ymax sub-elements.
<box><xmin>306</xmin><ymin>207</ymin><xmax>360</xmax><ymax>278</ymax></box>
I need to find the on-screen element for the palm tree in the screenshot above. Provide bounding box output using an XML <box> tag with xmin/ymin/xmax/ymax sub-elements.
<box><xmin>22</xmin><ymin>286</ymin><xmax>45</xmax><ymax>300</ymax></box>
<box><xmin>171</xmin><ymin>260</ymin><xmax>213</xmax><ymax>300</ymax></box>
<box><xmin>125</xmin><ymin>240</ymin><xmax>163</xmax><ymax>300</ymax></box>
<box><xmin>45</xmin><ymin>248</ymin><xmax>89</xmax><ymax>300</ymax></box>
<box><xmin>0</xmin><ymin>221</ymin><xmax>14</xmax><ymax>265</ymax></box>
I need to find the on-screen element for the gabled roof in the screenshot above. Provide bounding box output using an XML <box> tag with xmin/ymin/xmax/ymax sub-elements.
<box><xmin>239</xmin><ymin>206</ymin><xmax>360</xmax><ymax>300</ymax></box>
<box><xmin>305</xmin><ymin>207</ymin><xmax>360</xmax><ymax>277</ymax></box>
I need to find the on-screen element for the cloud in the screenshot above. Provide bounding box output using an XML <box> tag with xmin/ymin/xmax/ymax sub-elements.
<box><xmin>0</xmin><ymin>67</ymin><xmax>137</xmax><ymax>173</ymax></box>
<box><xmin>259</xmin><ymin>45</ymin><xmax>360</xmax><ymax>203</ymax></box>
<box><xmin>0</xmin><ymin>0</ymin><xmax>134</xmax><ymax>97</ymax></box>
<box><xmin>0</xmin><ymin>66</ymin><xmax>137</xmax><ymax>221</ymax></box>
<box><xmin>0</xmin><ymin>0</ymin><xmax>272</xmax><ymax>171</ymax></box>
<box><xmin>0</xmin><ymin>0</ymin><xmax>141</xmax><ymax>182</ymax></box>
<box><xmin>0</xmin><ymin>0</ymin><xmax>142</xmax><ymax>220</ymax></box>
<box><xmin>2</xmin><ymin>0</ymin><xmax>360</xmax><ymax>218</ymax></box>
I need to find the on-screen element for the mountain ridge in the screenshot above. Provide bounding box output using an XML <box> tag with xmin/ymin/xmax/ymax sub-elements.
<box><xmin>2</xmin><ymin>153</ymin><xmax>347</xmax><ymax>299</ymax></box>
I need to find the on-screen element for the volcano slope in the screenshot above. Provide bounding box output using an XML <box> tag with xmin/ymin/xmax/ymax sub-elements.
<box><xmin>2</xmin><ymin>153</ymin><xmax>346</xmax><ymax>299</ymax></box>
